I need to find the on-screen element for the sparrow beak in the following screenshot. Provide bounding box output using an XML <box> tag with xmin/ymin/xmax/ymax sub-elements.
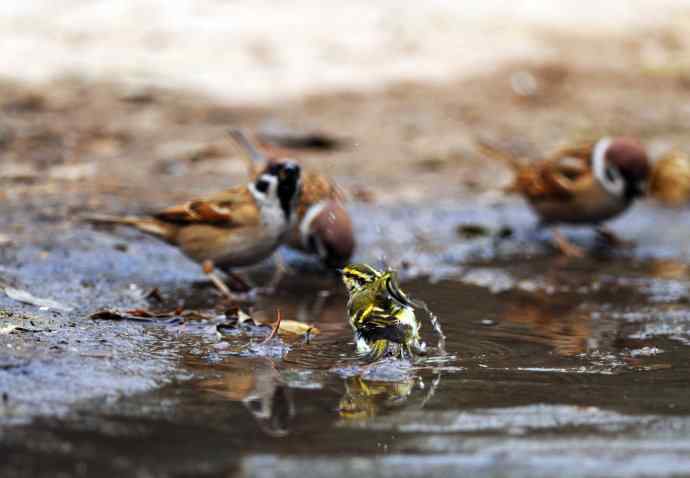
<box><xmin>634</xmin><ymin>179</ymin><xmax>648</xmax><ymax>197</ymax></box>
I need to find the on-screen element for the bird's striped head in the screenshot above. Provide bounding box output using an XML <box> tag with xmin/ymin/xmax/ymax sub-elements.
<box><xmin>341</xmin><ymin>263</ymin><xmax>383</xmax><ymax>294</ymax></box>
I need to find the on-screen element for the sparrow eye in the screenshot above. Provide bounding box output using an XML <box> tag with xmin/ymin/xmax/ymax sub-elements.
<box><xmin>255</xmin><ymin>179</ymin><xmax>270</xmax><ymax>193</ymax></box>
<box><xmin>605</xmin><ymin>167</ymin><xmax>616</xmax><ymax>183</ymax></box>
<box><xmin>246</xmin><ymin>399</ymin><xmax>263</xmax><ymax>413</ymax></box>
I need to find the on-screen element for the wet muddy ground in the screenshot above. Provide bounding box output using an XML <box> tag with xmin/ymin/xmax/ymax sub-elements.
<box><xmin>2</xmin><ymin>62</ymin><xmax>690</xmax><ymax>477</ymax></box>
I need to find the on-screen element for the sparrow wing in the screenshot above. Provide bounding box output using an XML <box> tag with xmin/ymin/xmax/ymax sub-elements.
<box><xmin>520</xmin><ymin>143</ymin><xmax>596</xmax><ymax>200</ymax></box>
<box><xmin>154</xmin><ymin>187</ymin><xmax>260</xmax><ymax>227</ymax></box>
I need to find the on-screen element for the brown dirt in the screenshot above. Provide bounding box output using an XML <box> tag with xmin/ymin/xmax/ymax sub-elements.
<box><xmin>3</xmin><ymin>58</ymin><xmax>690</xmax><ymax>225</ymax></box>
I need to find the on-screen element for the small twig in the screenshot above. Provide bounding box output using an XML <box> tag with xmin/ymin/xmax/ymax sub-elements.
<box><xmin>260</xmin><ymin>309</ymin><xmax>282</xmax><ymax>344</ymax></box>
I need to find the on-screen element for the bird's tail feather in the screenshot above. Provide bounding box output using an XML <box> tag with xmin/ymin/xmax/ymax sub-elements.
<box><xmin>476</xmin><ymin>140</ymin><xmax>529</xmax><ymax>193</ymax></box>
<box><xmin>228</xmin><ymin>128</ymin><xmax>265</xmax><ymax>177</ymax></box>
<box><xmin>365</xmin><ymin>339</ymin><xmax>391</xmax><ymax>362</ymax></box>
<box><xmin>81</xmin><ymin>213</ymin><xmax>175</xmax><ymax>241</ymax></box>
<box><xmin>476</xmin><ymin>140</ymin><xmax>526</xmax><ymax>172</ymax></box>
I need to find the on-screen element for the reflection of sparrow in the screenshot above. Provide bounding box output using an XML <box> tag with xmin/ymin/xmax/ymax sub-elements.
<box><xmin>498</xmin><ymin>300</ymin><xmax>592</xmax><ymax>357</ymax></box>
<box><xmin>230</xmin><ymin>129</ymin><xmax>355</xmax><ymax>268</ymax></box>
<box><xmin>86</xmin><ymin>161</ymin><xmax>301</xmax><ymax>300</ymax></box>
<box><xmin>194</xmin><ymin>358</ymin><xmax>295</xmax><ymax>437</ymax></box>
<box><xmin>342</xmin><ymin>264</ymin><xmax>426</xmax><ymax>361</ymax></box>
<box><xmin>480</xmin><ymin>137</ymin><xmax>650</xmax><ymax>256</ymax></box>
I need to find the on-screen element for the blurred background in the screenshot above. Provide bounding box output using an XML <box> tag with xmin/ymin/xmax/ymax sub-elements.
<box><xmin>5</xmin><ymin>0</ymin><xmax>690</xmax><ymax>210</ymax></box>
<box><xmin>5</xmin><ymin>0</ymin><xmax>690</xmax><ymax>103</ymax></box>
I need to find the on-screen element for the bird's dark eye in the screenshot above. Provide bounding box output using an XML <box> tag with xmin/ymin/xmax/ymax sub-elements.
<box><xmin>605</xmin><ymin>166</ymin><xmax>621</xmax><ymax>184</ymax></box>
<box><xmin>344</xmin><ymin>272</ymin><xmax>367</xmax><ymax>288</ymax></box>
<box><xmin>255</xmin><ymin>179</ymin><xmax>270</xmax><ymax>193</ymax></box>
<box><xmin>247</xmin><ymin>399</ymin><xmax>263</xmax><ymax>413</ymax></box>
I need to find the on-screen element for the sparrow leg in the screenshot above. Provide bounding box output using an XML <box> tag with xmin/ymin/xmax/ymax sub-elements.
<box><xmin>202</xmin><ymin>260</ymin><xmax>245</xmax><ymax>302</ymax></box>
<box><xmin>551</xmin><ymin>229</ymin><xmax>586</xmax><ymax>258</ymax></box>
<box><xmin>224</xmin><ymin>271</ymin><xmax>253</xmax><ymax>292</ymax></box>
<box><xmin>253</xmin><ymin>253</ymin><xmax>289</xmax><ymax>296</ymax></box>
<box><xmin>596</xmin><ymin>226</ymin><xmax>634</xmax><ymax>248</ymax></box>
<box><xmin>268</xmin><ymin>253</ymin><xmax>289</xmax><ymax>289</ymax></box>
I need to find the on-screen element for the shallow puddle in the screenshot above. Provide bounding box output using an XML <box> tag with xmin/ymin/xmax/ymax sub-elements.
<box><xmin>3</xmin><ymin>255</ymin><xmax>690</xmax><ymax>477</ymax></box>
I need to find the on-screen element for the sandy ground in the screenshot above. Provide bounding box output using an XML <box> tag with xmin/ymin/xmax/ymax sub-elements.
<box><xmin>4</xmin><ymin>1</ymin><xmax>690</xmax><ymax>103</ymax></box>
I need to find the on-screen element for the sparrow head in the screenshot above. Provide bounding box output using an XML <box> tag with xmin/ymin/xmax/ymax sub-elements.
<box><xmin>600</xmin><ymin>137</ymin><xmax>650</xmax><ymax>199</ymax></box>
<box><xmin>301</xmin><ymin>201</ymin><xmax>355</xmax><ymax>268</ymax></box>
<box><xmin>341</xmin><ymin>263</ymin><xmax>383</xmax><ymax>295</ymax></box>
<box><xmin>253</xmin><ymin>161</ymin><xmax>302</xmax><ymax>220</ymax></box>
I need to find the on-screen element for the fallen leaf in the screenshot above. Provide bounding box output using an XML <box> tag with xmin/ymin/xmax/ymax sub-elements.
<box><xmin>89</xmin><ymin>309</ymin><xmax>183</xmax><ymax>324</ymax></box>
<box><xmin>0</xmin><ymin>163</ymin><xmax>38</xmax><ymax>181</ymax></box>
<box><xmin>456</xmin><ymin>223</ymin><xmax>491</xmax><ymax>239</ymax></box>
<box><xmin>278</xmin><ymin>320</ymin><xmax>320</xmax><ymax>336</ymax></box>
<box><xmin>0</xmin><ymin>324</ymin><xmax>47</xmax><ymax>335</ymax></box>
<box><xmin>48</xmin><ymin>162</ymin><xmax>96</xmax><ymax>181</ymax></box>
<box><xmin>225</xmin><ymin>307</ymin><xmax>257</xmax><ymax>326</ymax></box>
<box><xmin>0</xmin><ymin>325</ymin><xmax>18</xmax><ymax>335</ymax></box>
<box><xmin>257</xmin><ymin>120</ymin><xmax>345</xmax><ymax>151</ymax></box>
<box><xmin>4</xmin><ymin>287</ymin><xmax>73</xmax><ymax>312</ymax></box>
<box><xmin>145</xmin><ymin>287</ymin><xmax>163</xmax><ymax>302</ymax></box>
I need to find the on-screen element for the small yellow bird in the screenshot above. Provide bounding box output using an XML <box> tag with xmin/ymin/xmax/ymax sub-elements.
<box><xmin>341</xmin><ymin>264</ymin><xmax>426</xmax><ymax>361</ymax></box>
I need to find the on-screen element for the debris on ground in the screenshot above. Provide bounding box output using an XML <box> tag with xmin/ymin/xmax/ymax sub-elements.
<box><xmin>3</xmin><ymin>287</ymin><xmax>73</xmax><ymax>312</ymax></box>
<box><xmin>257</xmin><ymin>120</ymin><xmax>345</xmax><ymax>151</ymax></box>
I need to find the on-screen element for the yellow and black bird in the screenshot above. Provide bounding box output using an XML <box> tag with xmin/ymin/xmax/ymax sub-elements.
<box><xmin>341</xmin><ymin>264</ymin><xmax>426</xmax><ymax>361</ymax></box>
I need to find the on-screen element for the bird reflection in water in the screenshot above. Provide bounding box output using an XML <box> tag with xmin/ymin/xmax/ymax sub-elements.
<box><xmin>494</xmin><ymin>296</ymin><xmax>594</xmax><ymax>356</ymax></box>
<box><xmin>337</xmin><ymin>373</ymin><xmax>441</xmax><ymax>422</ymax></box>
<box><xmin>194</xmin><ymin>357</ymin><xmax>295</xmax><ymax>437</ymax></box>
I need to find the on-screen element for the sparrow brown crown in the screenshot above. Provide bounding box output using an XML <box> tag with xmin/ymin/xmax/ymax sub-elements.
<box><xmin>605</xmin><ymin>137</ymin><xmax>650</xmax><ymax>185</ymax></box>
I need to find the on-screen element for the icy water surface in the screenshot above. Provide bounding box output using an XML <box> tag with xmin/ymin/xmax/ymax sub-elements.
<box><xmin>3</xmin><ymin>254</ymin><xmax>690</xmax><ymax>477</ymax></box>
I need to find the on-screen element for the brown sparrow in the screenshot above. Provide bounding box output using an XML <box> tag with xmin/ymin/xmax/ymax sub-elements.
<box><xmin>229</xmin><ymin>129</ymin><xmax>355</xmax><ymax>268</ymax></box>
<box><xmin>649</xmin><ymin>150</ymin><xmax>690</xmax><ymax>207</ymax></box>
<box><xmin>86</xmin><ymin>160</ymin><xmax>302</xmax><ymax>300</ymax></box>
<box><xmin>480</xmin><ymin>136</ymin><xmax>650</xmax><ymax>256</ymax></box>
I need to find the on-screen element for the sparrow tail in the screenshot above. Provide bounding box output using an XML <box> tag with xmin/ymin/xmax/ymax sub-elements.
<box><xmin>228</xmin><ymin>128</ymin><xmax>265</xmax><ymax>176</ymax></box>
<box><xmin>476</xmin><ymin>140</ymin><xmax>528</xmax><ymax>193</ymax></box>
<box><xmin>81</xmin><ymin>213</ymin><xmax>176</xmax><ymax>241</ymax></box>
<box><xmin>477</xmin><ymin>140</ymin><xmax>527</xmax><ymax>169</ymax></box>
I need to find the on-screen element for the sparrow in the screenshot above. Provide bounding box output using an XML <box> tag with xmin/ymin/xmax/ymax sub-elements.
<box><xmin>85</xmin><ymin>160</ymin><xmax>302</xmax><ymax>300</ymax></box>
<box><xmin>649</xmin><ymin>150</ymin><xmax>690</xmax><ymax>207</ymax></box>
<box><xmin>229</xmin><ymin>129</ymin><xmax>355</xmax><ymax>268</ymax></box>
<box><xmin>479</xmin><ymin>136</ymin><xmax>650</xmax><ymax>257</ymax></box>
<box><xmin>341</xmin><ymin>263</ymin><xmax>426</xmax><ymax>362</ymax></box>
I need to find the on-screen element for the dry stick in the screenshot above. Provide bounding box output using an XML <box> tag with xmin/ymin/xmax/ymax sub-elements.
<box><xmin>260</xmin><ymin>309</ymin><xmax>283</xmax><ymax>344</ymax></box>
